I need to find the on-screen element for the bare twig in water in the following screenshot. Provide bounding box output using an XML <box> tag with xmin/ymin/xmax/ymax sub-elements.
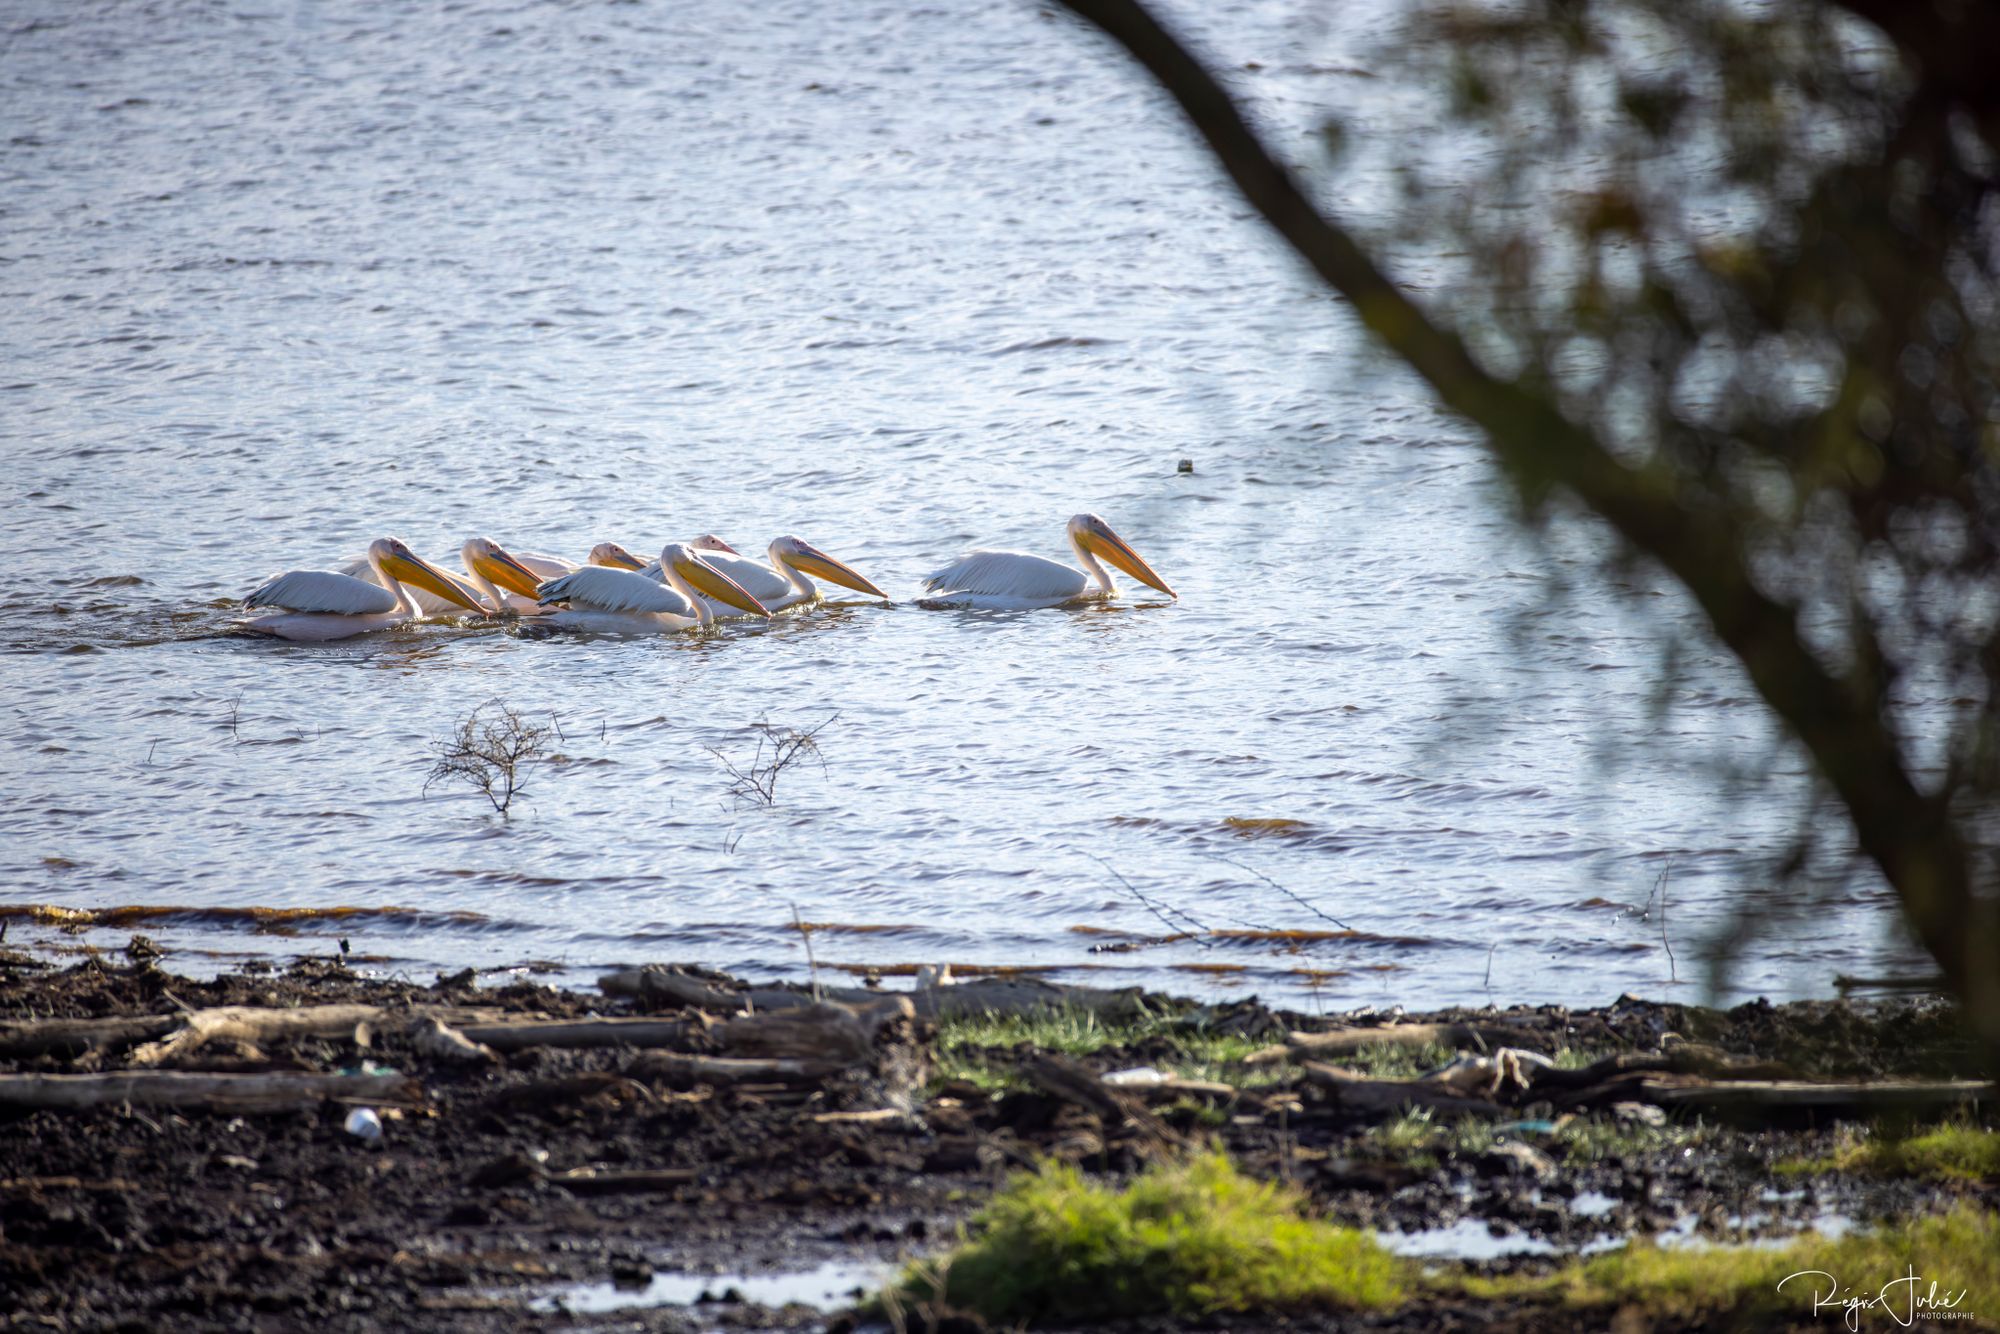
<box><xmin>1208</xmin><ymin>853</ymin><xmax>1354</xmax><ymax>931</ymax></box>
<box><xmin>791</xmin><ymin>903</ymin><xmax>823</xmax><ymax>1003</ymax></box>
<box><xmin>225</xmin><ymin>694</ymin><xmax>242</xmax><ymax>743</ymax></box>
<box><xmin>1079</xmin><ymin>850</ymin><xmax>1211</xmax><ymax>943</ymax></box>
<box><xmin>706</xmin><ymin>713</ymin><xmax>837</xmax><ymax>806</ymax></box>
<box><xmin>1483</xmin><ymin>941</ymin><xmax>1498</xmax><ymax>992</ymax></box>
<box><xmin>1655</xmin><ymin>859</ymin><xmax>1677</xmax><ymax>983</ymax></box>
<box><xmin>425</xmin><ymin>700</ymin><xmax>553</xmax><ymax>817</ymax></box>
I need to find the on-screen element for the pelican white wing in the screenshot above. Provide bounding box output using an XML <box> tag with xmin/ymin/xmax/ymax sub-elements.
<box><xmin>921</xmin><ymin>550</ymin><xmax>1089</xmax><ymax>606</ymax></box>
<box><xmin>245</xmin><ymin>569</ymin><xmax>398</xmax><ymax>615</ymax></box>
<box><xmin>536</xmin><ymin>567</ymin><xmax>696</xmax><ymax>616</ymax></box>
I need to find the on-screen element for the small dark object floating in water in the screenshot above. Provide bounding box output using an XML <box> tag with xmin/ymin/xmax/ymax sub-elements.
<box><xmin>1177</xmin><ymin>458</ymin><xmax>1194</xmax><ymax>473</ymax></box>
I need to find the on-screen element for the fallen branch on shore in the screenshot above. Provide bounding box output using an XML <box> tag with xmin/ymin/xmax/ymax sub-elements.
<box><xmin>0</xmin><ymin>996</ymin><xmax>914</xmax><ymax>1065</ymax></box>
<box><xmin>0</xmin><ymin>1070</ymin><xmax>419</xmax><ymax>1113</ymax></box>
<box><xmin>1554</xmin><ymin>1074</ymin><xmax>1999</xmax><ymax>1117</ymax></box>
<box><xmin>1019</xmin><ymin>1053</ymin><xmax>1183</xmax><ymax>1154</ymax></box>
<box><xmin>599</xmin><ymin>964</ymin><xmax>1149</xmax><ymax>1023</ymax></box>
<box><xmin>1245</xmin><ymin>1021</ymin><xmax>1550</xmax><ymax>1066</ymax></box>
<box><xmin>1301</xmin><ymin>1062</ymin><xmax>1512</xmax><ymax>1118</ymax></box>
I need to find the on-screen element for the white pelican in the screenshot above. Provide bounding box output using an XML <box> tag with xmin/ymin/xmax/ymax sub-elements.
<box><xmin>582</xmin><ymin>542</ymin><xmax>696</xmax><ymax>620</ymax></box>
<box><xmin>919</xmin><ymin>513</ymin><xmax>1177</xmax><ymax>610</ymax></box>
<box><xmin>590</xmin><ymin>538</ymin><xmax>886</xmax><ymax>615</ymax></box>
<box><xmin>456</xmin><ymin>539</ymin><xmax>571</xmax><ymax>615</ymax></box>
<box><xmin>242</xmin><ymin>538</ymin><xmax>485</xmax><ymax>641</ymax></box>
<box><xmin>343</xmin><ymin>537</ymin><xmax>550</xmax><ymax>616</ymax></box>
<box><xmin>687</xmin><ymin>535</ymin><xmax>887</xmax><ymax>612</ymax></box>
<box><xmin>588</xmin><ymin>542</ymin><xmax>655</xmax><ymax>573</ymax></box>
<box><xmin>534</xmin><ymin>543</ymin><xmax>771</xmax><ymax>632</ymax></box>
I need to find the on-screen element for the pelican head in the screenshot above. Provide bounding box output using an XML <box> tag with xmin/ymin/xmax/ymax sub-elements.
<box><xmin>370</xmin><ymin>537</ymin><xmax>486</xmax><ymax>612</ymax></box>
<box><xmin>690</xmin><ymin>535</ymin><xmax>741</xmax><ymax>557</ymax></box>
<box><xmin>661</xmin><ymin>543</ymin><xmax>771</xmax><ymax>619</ymax></box>
<box><xmin>589</xmin><ymin>541</ymin><xmax>650</xmax><ymax>571</ymax></box>
<box><xmin>461</xmin><ymin>537</ymin><xmax>545</xmax><ymax>600</ymax></box>
<box><xmin>1068</xmin><ymin>514</ymin><xmax>1176</xmax><ymax>599</ymax></box>
<box><xmin>770</xmin><ymin>535</ymin><xmax>887</xmax><ymax>600</ymax></box>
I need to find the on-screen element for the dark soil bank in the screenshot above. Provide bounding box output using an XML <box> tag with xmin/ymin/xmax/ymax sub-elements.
<box><xmin>0</xmin><ymin>951</ymin><xmax>1989</xmax><ymax>1332</ymax></box>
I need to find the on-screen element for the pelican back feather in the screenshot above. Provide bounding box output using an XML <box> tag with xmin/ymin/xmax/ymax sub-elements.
<box><xmin>920</xmin><ymin>549</ymin><xmax>1088</xmax><ymax>602</ymax></box>
<box><xmin>245</xmin><ymin>569</ymin><xmax>399</xmax><ymax>615</ymax></box>
<box><xmin>536</xmin><ymin>566</ymin><xmax>695</xmax><ymax>616</ymax></box>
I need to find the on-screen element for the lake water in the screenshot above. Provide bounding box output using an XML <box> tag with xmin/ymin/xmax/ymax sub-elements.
<box><xmin>0</xmin><ymin>0</ymin><xmax>1921</xmax><ymax>1007</ymax></box>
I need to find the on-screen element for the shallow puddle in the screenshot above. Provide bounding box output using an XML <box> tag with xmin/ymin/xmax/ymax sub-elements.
<box><xmin>1380</xmin><ymin>1218</ymin><xmax>1563</xmax><ymax>1260</ymax></box>
<box><xmin>529</xmin><ymin>1259</ymin><xmax>888</xmax><ymax>1315</ymax></box>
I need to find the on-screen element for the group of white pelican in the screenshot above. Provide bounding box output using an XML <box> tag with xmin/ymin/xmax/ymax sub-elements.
<box><xmin>239</xmin><ymin>515</ymin><xmax>1177</xmax><ymax>641</ymax></box>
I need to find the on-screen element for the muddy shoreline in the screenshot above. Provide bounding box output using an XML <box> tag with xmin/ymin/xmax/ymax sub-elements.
<box><xmin>0</xmin><ymin>948</ymin><xmax>1991</xmax><ymax>1331</ymax></box>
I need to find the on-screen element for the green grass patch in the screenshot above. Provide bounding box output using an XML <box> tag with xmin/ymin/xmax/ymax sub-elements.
<box><xmin>1779</xmin><ymin>1121</ymin><xmax>2000</xmax><ymax>1182</ymax></box>
<box><xmin>932</xmin><ymin>1004</ymin><xmax>1278</xmax><ymax>1094</ymax></box>
<box><xmin>1455</xmin><ymin>1205</ymin><xmax>1999</xmax><ymax>1324</ymax></box>
<box><xmin>1359</xmin><ymin>1108</ymin><xmax>1500</xmax><ymax>1169</ymax></box>
<box><xmin>1551</xmin><ymin>1115</ymin><xmax>1705</xmax><ymax>1164</ymax></box>
<box><xmin>1339</xmin><ymin>1039</ymin><xmax>1458</xmax><ymax>1079</ymax></box>
<box><xmin>882</xmin><ymin>1153</ymin><xmax>1406</xmax><ymax>1323</ymax></box>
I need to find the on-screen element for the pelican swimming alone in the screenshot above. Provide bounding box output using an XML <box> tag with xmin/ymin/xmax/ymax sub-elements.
<box><xmin>534</xmin><ymin>543</ymin><xmax>772</xmax><ymax>632</ymax></box>
<box><xmin>919</xmin><ymin>513</ymin><xmax>1177</xmax><ymax>610</ymax></box>
<box><xmin>242</xmin><ymin>538</ymin><xmax>486</xmax><ymax>641</ymax></box>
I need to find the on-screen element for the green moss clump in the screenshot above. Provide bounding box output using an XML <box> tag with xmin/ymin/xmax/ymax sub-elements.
<box><xmin>1458</xmin><ymin>1205</ymin><xmax>1999</xmax><ymax>1324</ymax></box>
<box><xmin>1780</xmin><ymin>1122</ymin><xmax>2000</xmax><ymax>1182</ymax></box>
<box><xmin>886</xmin><ymin>1153</ymin><xmax>1405</xmax><ymax>1323</ymax></box>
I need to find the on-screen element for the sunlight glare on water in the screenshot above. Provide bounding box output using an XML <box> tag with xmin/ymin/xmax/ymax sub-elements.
<box><xmin>0</xmin><ymin>0</ymin><xmax>1918</xmax><ymax>1005</ymax></box>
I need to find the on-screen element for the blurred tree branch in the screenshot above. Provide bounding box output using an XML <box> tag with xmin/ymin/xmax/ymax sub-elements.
<box><xmin>1058</xmin><ymin>0</ymin><xmax>2000</xmax><ymax>1058</ymax></box>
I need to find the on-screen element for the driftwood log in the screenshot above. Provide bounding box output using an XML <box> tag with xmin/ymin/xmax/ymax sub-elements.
<box><xmin>0</xmin><ymin>1005</ymin><xmax>724</xmax><ymax>1066</ymax></box>
<box><xmin>1300</xmin><ymin>1063</ymin><xmax>1509</xmax><ymax>1118</ymax></box>
<box><xmin>1553</xmin><ymin>1074</ymin><xmax>1998</xmax><ymax>1117</ymax></box>
<box><xmin>626</xmin><ymin>998</ymin><xmax>923</xmax><ymax>1090</ymax></box>
<box><xmin>0</xmin><ymin>1013</ymin><xmax>183</xmax><ymax>1061</ymax></box>
<box><xmin>599</xmin><ymin>965</ymin><xmax>1148</xmax><ymax>1023</ymax></box>
<box><xmin>0</xmin><ymin>1071</ymin><xmax>419</xmax><ymax>1113</ymax></box>
<box><xmin>1019</xmin><ymin>1053</ymin><xmax>1181</xmax><ymax>1152</ymax></box>
<box><xmin>1246</xmin><ymin>1022</ymin><xmax>1551</xmax><ymax>1066</ymax></box>
<box><xmin>0</xmin><ymin>992</ymin><xmax>922</xmax><ymax>1112</ymax></box>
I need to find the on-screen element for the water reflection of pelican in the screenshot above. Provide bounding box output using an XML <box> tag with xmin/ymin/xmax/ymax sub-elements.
<box><xmin>242</xmin><ymin>538</ymin><xmax>483</xmax><ymax>641</ymax></box>
<box><xmin>533</xmin><ymin>543</ymin><xmax>771</xmax><ymax>633</ymax></box>
<box><xmin>919</xmin><ymin>514</ymin><xmax>1176</xmax><ymax>610</ymax></box>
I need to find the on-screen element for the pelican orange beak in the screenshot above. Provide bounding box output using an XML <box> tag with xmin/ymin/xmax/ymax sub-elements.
<box><xmin>787</xmin><ymin>541</ymin><xmax>887</xmax><ymax>600</ymax></box>
<box><xmin>1080</xmin><ymin>522</ymin><xmax>1176</xmax><ymax>599</ymax></box>
<box><xmin>671</xmin><ymin>551</ymin><xmax>772</xmax><ymax>619</ymax></box>
<box><xmin>590</xmin><ymin>543</ymin><xmax>649</xmax><ymax>571</ymax></box>
<box><xmin>384</xmin><ymin>548</ymin><xmax>486</xmax><ymax>613</ymax></box>
<box><xmin>470</xmin><ymin>545</ymin><xmax>545</xmax><ymax>600</ymax></box>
